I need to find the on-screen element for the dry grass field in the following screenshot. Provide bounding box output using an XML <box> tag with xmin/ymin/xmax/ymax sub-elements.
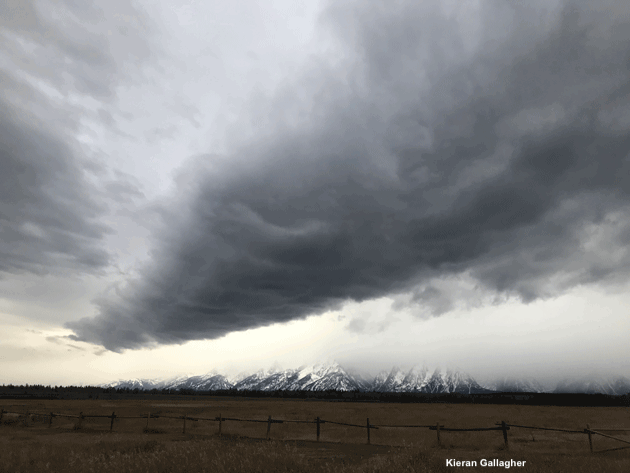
<box><xmin>1</xmin><ymin>397</ymin><xmax>629</xmax><ymax>472</ymax></box>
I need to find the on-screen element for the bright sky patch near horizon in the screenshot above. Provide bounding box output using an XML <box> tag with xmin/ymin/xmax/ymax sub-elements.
<box><xmin>1</xmin><ymin>0</ymin><xmax>630</xmax><ymax>387</ymax></box>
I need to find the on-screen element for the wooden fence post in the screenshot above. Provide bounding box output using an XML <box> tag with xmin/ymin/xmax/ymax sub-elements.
<box><xmin>501</xmin><ymin>421</ymin><xmax>509</xmax><ymax>450</ymax></box>
<box><xmin>146</xmin><ymin>412</ymin><xmax>150</xmax><ymax>431</ymax></box>
<box><xmin>586</xmin><ymin>424</ymin><xmax>593</xmax><ymax>453</ymax></box>
<box><xmin>266</xmin><ymin>416</ymin><xmax>272</xmax><ymax>440</ymax></box>
<box><xmin>183</xmin><ymin>414</ymin><xmax>187</xmax><ymax>434</ymax></box>
<box><xmin>48</xmin><ymin>412</ymin><xmax>53</xmax><ymax>428</ymax></box>
<box><xmin>218</xmin><ymin>413</ymin><xmax>222</xmax><ymax>437</ymax></box>
<box><xmin>110</xmin><ymin>412</ymin><xmax>116</xmax><ymax>432</ymax></box>
<box><xmin>316</xmin><ymin>416</ymin><xmax>320</xmax><ymax>442</ymax></box>
<box><xmin>77</xmin><ymin>412</ymin><xmax>84</xmax><ymax>430</ymax></box>
<box><xmin>436</xmin><ymin>422</ymin><xmax>441</xmax><ymax>447</ymax></box>
<box><xmin>367</xmin><ymin>418</ymin><xmax>371</xmax><ymax>445</ymax></box>
<box><xmin>0</xmin><ymin>408</ymin><xmax>4</xmax><ymax>423</ymax></box>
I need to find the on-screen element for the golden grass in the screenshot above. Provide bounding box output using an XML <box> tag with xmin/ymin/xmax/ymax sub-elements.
<box><xmin>1</xmin><ymin>397</ymin><xmax>629</xmax><ymax>472</ymax></box>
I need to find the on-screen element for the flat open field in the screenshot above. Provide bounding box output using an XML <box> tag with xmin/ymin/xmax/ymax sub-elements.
<box><xmin>1</xmin><ymin>397</ymin><xmax>629</xmax><ymax>472</ymax></box>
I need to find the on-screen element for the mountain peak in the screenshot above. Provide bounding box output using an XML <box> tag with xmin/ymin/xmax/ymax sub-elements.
<box><xmin>103</xmin><ymin>365</ymin><xmax>630</xmax><ymax>395</ymax></box>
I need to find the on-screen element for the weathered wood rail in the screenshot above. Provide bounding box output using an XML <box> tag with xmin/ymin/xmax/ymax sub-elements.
<box><xmin>0</xmin><ymin>407</ymin><xmax>628</xmax><ymax>453</ymax></box>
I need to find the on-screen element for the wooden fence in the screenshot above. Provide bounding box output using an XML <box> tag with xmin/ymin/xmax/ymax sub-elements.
<box><xmin>1</xmin><ymin>408</ymin><xmax>629</xmax><ymax>454</ymax></box>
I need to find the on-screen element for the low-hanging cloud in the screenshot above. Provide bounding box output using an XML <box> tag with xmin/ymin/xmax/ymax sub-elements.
<box><xmin>68</xmin><ymin>0</ymin><xmax>630</xmax><ymax>351</ymax></box>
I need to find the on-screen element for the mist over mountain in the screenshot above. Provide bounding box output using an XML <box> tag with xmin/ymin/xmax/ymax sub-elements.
<box><xmin>103</xmin><ymin>362</ymin><xmax>630</xmax><ymax>395</ymax></box>
<box><xmin>485</xmin><ymin>377</ymin><xmax>548</xmax><ymax>394</ymax></box>
<box><xmin>553</xmin><ymin>376</ymin><xmax>630</xmax><ymax>396</ymax></box>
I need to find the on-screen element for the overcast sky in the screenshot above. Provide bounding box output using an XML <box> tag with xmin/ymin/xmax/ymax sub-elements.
<box><xmin>1</xmin><ymin>0</ymin><xmax>630</xmax><ymax>387</ymax></box>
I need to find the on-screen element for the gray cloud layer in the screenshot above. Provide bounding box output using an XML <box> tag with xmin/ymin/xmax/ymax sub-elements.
<box><xmin>0</xmin><ymin>107</ymin><xmax>110</xmax><ymax>274</ymax></box>
<box><xmin>67</xmin><ymin>0</ymin><xmax>630</xmax><ymax>351</ymax></box>
<box><xmin>0</xmin><ymin>0</ymin><xmax>159</xmax><ymax>276</ymax></box>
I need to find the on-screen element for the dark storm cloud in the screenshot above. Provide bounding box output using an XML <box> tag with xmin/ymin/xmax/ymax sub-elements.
<box><xmin>0</xmin><ymin>105</ymin><xmax>110</xmax><ymax>274</ymax></box>
<box><xmin>0</xmin><ymin>0</ymin><xmax>158</xmax><ymax>277</ymax></box>
<box><xmin>68</xmin><ymin>0</ymin><xmax>630</xmax><ymax>351</ymax></box>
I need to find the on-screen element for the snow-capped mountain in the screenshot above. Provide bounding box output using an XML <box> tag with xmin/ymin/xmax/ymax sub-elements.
<box><xmin>554</xmin><ymin>376</ymin><xmax>630</xmax><ymax>395</ymax></box>
<box><xmin>371</xmin><ymin>366</ymin><xmax>488</xmax><ymax>394</ymax></box>
<box><xmin>425</xmin><ymin>367</ymin><xmax>488</xmax><ymax>394</ymax></box>
<box><xmin>372</xmin><ymin>370</ymin><xmax>389</xmax><ymax>389</ymax></box>
<box><xmin>104</xmin><ymin>378</ymin><xmax>161</xmax><ymax>390</ymax></box>
<box><xmin>373</xmin><ymin>366</ymin><xmax>408</xmax><ymax>391</ymax></box>
<box><xmin>290</xmin><ymin>362</ymin><xmax>371</xmax><ymax>391</ymax></box>
<box><xmin>486</xmin><ymin>377</ymin><xmax>548</xmax><ymax>393</ymax></box>
<box><xmin>164</xmin><ymin>374</ymin><xmax>232</xmax><ymax>391</ymax></box>
<box><xmin>233</xmin><ymin>368</ymin><xmax>294</xmax><ymax>391</ymax></box>
<box><xmin>229</xmin><ymin>371</ymin><xmax>258</xmax><ymax>386</ymax></box>
<box><xmin>232</xmin><ymin>362</ymin><xmax>370</xmax><ymax>391</ymax></box>
<box><xmin>102</xmin><ymin>363</ymin><xmax>630</xmax><ymax>395</ymax></box>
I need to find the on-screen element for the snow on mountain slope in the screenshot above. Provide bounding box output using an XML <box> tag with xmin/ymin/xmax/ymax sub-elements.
<box><xmin>173</xmin><ymin>374</ymin><xmax>233</xmax><ymax>391</ymax></box>
<box><xmin>369</xmin><ymin>365</ymin><xmax>488</xmax><ymax>394</ymax></box>
<box><xmin>104</xmin><ymin>378</ymin><xmax>160</xmax><ymax>390</ymax></box>
<box><xmin>232</xmin><ymin>362</ymin><xmax>368</xmax><ymax>392</ymax></box>
<box><xmin>372</xmin><ymin>370</ymin><xmax>389</xmax><ymax>389</ymax></box>
<box><xmin>103</xmin><ymin>364</ymin><xmax>630</xmax><ymax>394</ymax></box>
<box><xmin>554</xmin><ymin>376</ymin><xmax>630</xmax><ymax>395</ymax></box>
<box><xmin>487</xmin><ymin>377</ymin><xmax>548</xmax><ymax>393</ymax></box>
<box><xmin>233</xmin><ymin>368</ymin><xmax>281</xmax><ymax>390</ymax></box>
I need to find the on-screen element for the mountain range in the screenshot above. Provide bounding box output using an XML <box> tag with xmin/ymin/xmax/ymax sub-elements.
<box><xmin>103</xmin><ymin>362</ymin><xmax>630</xmax><ymax>395</ymax></box>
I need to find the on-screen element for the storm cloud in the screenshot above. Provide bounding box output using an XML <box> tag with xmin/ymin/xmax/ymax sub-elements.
<box><xmin>67</xmin><ymin>0</ymin><xmax>630</xmax><ymax>351</ymax></box>
<box><xmin>0</xmin><ymin>0</ymin><xmax>159</xmax><ymax>277</ymax></box>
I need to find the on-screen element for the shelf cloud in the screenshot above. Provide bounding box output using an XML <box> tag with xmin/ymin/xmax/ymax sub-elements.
<box><xmin>66</xmin><ymin>0</ymin><xmax>630</xmax><ymax>351</ymax></box>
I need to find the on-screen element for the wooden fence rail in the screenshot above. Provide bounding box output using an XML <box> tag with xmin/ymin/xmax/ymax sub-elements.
<box><xmin>588</xmin><ymin>429</ymin><xmax>630</xmax><ymax>445</ymax></box>
<box><xmin>503</xmin><ymin>422</ymin><xmax>584</xmax><ymax>433</ymax></box>
<box><xmin>431</xmin><ymin>426</ymin><xmax>504</xmax><ymax>432</ymax></box>
<box><xmin>376</xmin><ymin>424</ymin><xmax>435</xmax><ymax>428</ymax></box>
<box><xmin>1</xmin><ymin>408</ymin><xmax>628</xmax><ymax>453</ymax></box>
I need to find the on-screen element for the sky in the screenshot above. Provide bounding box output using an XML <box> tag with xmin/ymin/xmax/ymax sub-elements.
<box><xmin>1</xmin><ymin>0</ymin><xmax>630</xmax><ymax>387</ymax></box>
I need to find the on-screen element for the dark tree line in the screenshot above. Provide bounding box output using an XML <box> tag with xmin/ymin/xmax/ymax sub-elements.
<box><xmin>1</xmin><ymin>384</ymin><xmax>628</xmax><ymax>406</ymax></box>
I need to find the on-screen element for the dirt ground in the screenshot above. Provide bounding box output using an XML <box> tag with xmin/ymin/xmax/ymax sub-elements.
<box><xmin>1</xmin><ymin>397</ymin><xmax>629</xmax><ymax>472</ymax></box>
